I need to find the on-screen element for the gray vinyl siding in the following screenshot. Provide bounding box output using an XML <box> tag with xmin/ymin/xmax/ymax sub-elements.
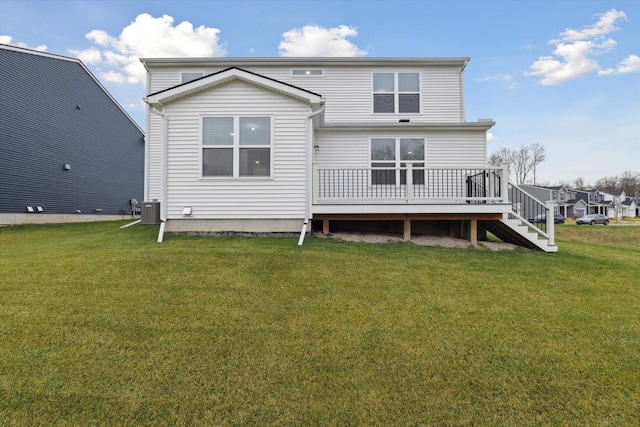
<box><xmin>519</xmin><ymin>185</ymin><xmax>551</xmax><ymax>202</ymax></box>
<box><xmin>161</xmin><ymin>81</ymin><xmax>310</xmax><ymax>219</ymax></box>
<box><xmin>0</xmin><ymin>47</ymin><xmax>144</xmax><ymax>215</ymax></box>
<box><xmin>148</xmin><ymin>64</ymin><xmax>464</xmax><ymax>123</ymax></box>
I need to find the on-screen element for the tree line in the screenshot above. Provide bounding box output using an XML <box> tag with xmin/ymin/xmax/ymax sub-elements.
<box><xmin>564</xmin><ymin>171</ymin><xmax>640</xmax><ymax>197</ymax></box>
<box><xmin>489</xmin><ymin>144</ymin><xmax>639</xmax><ymax>196</ymax></box>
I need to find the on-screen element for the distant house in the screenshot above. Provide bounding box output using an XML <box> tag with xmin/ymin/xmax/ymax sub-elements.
<box><xmin>0</xmin><ymin>44</ymin><xmax>145</xmax><ymax>224</ymax></box>
<box><xmin>141</xmin><ymin>57</ymin><xmax>558</xmax><ymax>251</ymax></box>
<box><xmin>598</xmin><ymin>190</ymin><xmax>630</xmax><ymax>219</ymax></box>
<box><xmin>518</xmin><ymin>184</ymin><xmax>587</xmax><ymax>218</ymax></box>
<box><xmin>570</xmin><ymin>189</ymin><xmax>608</xmax><ymax>217</ymax></box>
<box><xmin>621</xmin><ymin>197</ymin><xmax>637</xmax><ymax>218</ymax></box>
<box><xmin>631</xmin><ymin>196</ymin><xmax>640</xmax><ymax>217</ymax></box>
<box><xmin>566</xmin><ymin>198</ymin><xmax>589</xmax><ymax>219</ymax></box>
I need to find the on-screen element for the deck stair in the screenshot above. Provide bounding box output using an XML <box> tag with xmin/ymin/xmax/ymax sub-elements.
<box><xmin>481</xmin><ymin>182</ymin><xmax>558</xmax><ymax>252</ymax></box>
<box><xmin>480</xmin><ymin>217</ymin><xmax>558</xmax><ymax>252</ymax></box>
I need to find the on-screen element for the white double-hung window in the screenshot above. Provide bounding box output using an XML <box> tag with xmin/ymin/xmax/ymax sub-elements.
<box><xmin>373</xmin><ymin>72</ymin><xmax>420</xmax><ymax>114</ymax></box>
<box><xmin>202</xmin><ymin>116</ymin><xmax>271</xmax><ymax>177</ymax></box>
<box><xmin>371</xmin><ymin>138</ymin><xmax>425</xmax><ymax>185</ymax></box>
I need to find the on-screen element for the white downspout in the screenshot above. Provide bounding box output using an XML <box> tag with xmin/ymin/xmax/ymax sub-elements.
<box><xmin>298</xmin><ymin>102</ymin><xmax>325</xmax><ymax>246</ymax></box>
<box><xmin>297</xmin><ymin>219</ymin><xmax>309</xmax><ymax>246</ymax></box>
<box><xmin>147</xmin><ymin>104</ymin><xmax>168</xmax><ymax>243</ymax></box>
<box><xmin>143</xmin><ymin>72</ymin><xmax>151</xmax><ymax>202</ymax></box>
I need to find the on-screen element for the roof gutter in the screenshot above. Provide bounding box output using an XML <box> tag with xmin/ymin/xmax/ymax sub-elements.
<box><xmin>140</xmin><ymin>56</ymin><xmax>472</xmax><ymax>69</ymax></box>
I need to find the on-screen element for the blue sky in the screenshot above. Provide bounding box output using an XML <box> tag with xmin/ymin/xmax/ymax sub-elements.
<box><xmin>2</xmin><ymin>0</ymin><xmax>638</xmax><ymax>185</ymax></box>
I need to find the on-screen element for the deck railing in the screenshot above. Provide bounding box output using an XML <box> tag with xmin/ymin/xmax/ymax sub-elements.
<box><xmin>312</xmin><ymin>163</ymin><xmax>555</xmax><ymax>247</ymax></box>
<box><xmin>507</xmin><ymin>182</ymin><xmax>554</xmax><ymax>242</ymax></box>
<box><xmin>313</xmin><ymin>165</ymin><xmax>505</xmax><ymax>204</ymax></box>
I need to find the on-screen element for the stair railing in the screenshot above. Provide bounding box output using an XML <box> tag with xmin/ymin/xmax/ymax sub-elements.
<box><xmin>507</xmin><ymin>182</ymin><xmax>554</xmax><ymax>241</ymax></box>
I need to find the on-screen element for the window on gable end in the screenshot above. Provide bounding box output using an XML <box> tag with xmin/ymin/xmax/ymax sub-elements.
<box><xmin>202</xmin><ymin>116</ymin><xmax>272</xmax><ymax>178</ymax></box>
<box><xmin>239</xmin><ymin>117</ymin><xmax>271</xmax><ymax>176</ymax></box>
<box><xmin>181</xmin><ymin>72</ymin><xmax>205</xmax><ymax>84</ymax></box>
<box><xmin>202</xmin><ymin>117</ymin><xmax>234</xmax><ymax>176</ymax></box>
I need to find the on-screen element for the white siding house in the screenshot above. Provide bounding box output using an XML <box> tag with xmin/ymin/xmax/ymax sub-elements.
<box><xmin>142</xmin><ymin>58</ymin><xmax>557</xmax><ymax>252</ymax></box>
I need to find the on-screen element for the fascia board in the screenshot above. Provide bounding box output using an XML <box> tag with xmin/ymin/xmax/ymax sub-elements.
<box><xmin>141</xmin><ymin>57</ymin><xmax>471</xmax><ymax>68</ymax></box>
<box><xmin>145</xmin><ymin>68</ymin><xmax>323</xmax><ymax>106</ymax></box>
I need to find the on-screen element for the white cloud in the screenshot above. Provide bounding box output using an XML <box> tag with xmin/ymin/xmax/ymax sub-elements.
<box><xmin>526</xmin><ymin>9</ymin><xmax>638</xmax><ymax>85</ymax></box>
<box><xmin>69</xmin><ymin>47</ymin><xmax>102</xmax><ymax>64</ymax></box>
<box><xmin>279</xmin><ymin>24</ymin><xmax>367</xmax><ymax>57</ymax></box>
<box><xmin>527</xmin><ymin>39</ymin><xmax>611</xmax><ymax>85</ymax></box>
<box><xmin>0</xmin><ymin>35</ymin><xmax>47</xmax><ymax>51</ymax></box>
<box><xmin>557</xmin><ymin>9</ymin><xmax>626</xmax><ymax>42</ymax></box>
<box><xmin>101</xmin><ymin>70</ymin><xmax>126</xmax><ymax>83</ymax></box>
<box><xmin>86</xmin><ymin>29</ymin><xmax>114</xmax><ymax>47</ymax></box>
<box><xmin>618</xmin><ymin>54</ymin><xmax>640</xmax><ymax>73</ymax></box>
<box><xmin>487</xmin><ymin>132</ymin><xmax>496</xmax><ymax>143</ymax></box>
<box><xmin>477</xmin><ymin>74</ymin><xmax>517</xmax><ymax>90</ymax></box>
<box><xmin>601</xmin><ymin>54</ymin><xmax>640</xmax><ymax>75</ymax></box>
<box><xmin>71</xmin><ymin>13</ymin><xmax>226</xmax><ymax>85</ymax></box>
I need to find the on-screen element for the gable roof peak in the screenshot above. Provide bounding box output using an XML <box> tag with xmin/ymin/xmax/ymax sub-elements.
<box><xmin>144</xmin><ymin>66</ymin><xmax>323</xmax><ymax>108</ymax></box>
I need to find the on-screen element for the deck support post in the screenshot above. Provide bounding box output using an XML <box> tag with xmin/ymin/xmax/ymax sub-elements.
<box><xmin>403</xmin><ymin>219</ymin><xmax>411</xmax><ymax>240</ymax></box>
<box><xmin>323</xmin><ymin>219</ymin><xmax>330</xmax><ymax>235</ymax></box>
<box><xmin>470</xmin><ymin>219</ymin><xmax>478</xmax><ymax>244</ymax></box>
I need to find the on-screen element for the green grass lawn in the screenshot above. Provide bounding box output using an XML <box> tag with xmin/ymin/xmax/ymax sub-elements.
<box><xmin>1</xmin><ymin>221</ymin><xmax>639</xmax><ymax>425</ymax></box>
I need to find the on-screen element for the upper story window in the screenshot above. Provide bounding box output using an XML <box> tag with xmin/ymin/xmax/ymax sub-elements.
<box><xmin>373</xmin><ymin>72</ymin><xmax>420</xmax><ymax>114</ymax></box>
<box><xmin>202</xmin><ymin>116</ymin><xmax>271</xmax><ymax>178</ymax></box>
<box><xmin>181</xmin><ymin>72</ymin><xmax>205</xmax><ymax>84</ymax></box>
<box><xmin>291</xmin><ymin>69</ymin><xmax>323</xmax><ymax>76</ymax></box>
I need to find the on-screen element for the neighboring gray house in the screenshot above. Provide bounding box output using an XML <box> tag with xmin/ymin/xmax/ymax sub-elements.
<box><xmin>141</xmin><ymin>57</ymin><xmax>558</xmax><ymax>252</ymax></box>
<box><xmin>0</xmin><ymin>44</ymin><xmax>144</xmax><ymax>224</ymax></box>
<box><xmin>518</xmin><ymin>184</ymin><xmax>582</xmax><ymax>218</ymax></box>
<box><xmin>574</xmin><ymin>188</ymin><xmax>612</xmax><ymax>216</ymax></box>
